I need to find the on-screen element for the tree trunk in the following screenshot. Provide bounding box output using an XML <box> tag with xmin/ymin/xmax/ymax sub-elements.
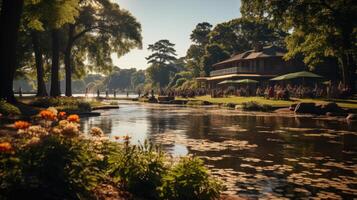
<box><xmin>31</xmin><ymin>31</ymin><xmax>48</xmax><ymax>97</ymax></box>
<box><xmin>50</xmin><ymin>29</ymin><xmax>61</xmax><ymax>97</ymax></box>
<box><xmin>0</xmin><ymin>0</ymin><xmax>24</xmax><ymax>102</ymax></box>
<box><xmin>65</xmin><ymin>25</ymin><xmax>75</xmax><ymax>97</ymax></box>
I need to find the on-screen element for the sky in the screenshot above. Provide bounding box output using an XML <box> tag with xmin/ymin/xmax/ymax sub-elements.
<box><xmin>112</xmin><ymin>0</ymin><xmax>241</xmax><ymax>70</ymax></box>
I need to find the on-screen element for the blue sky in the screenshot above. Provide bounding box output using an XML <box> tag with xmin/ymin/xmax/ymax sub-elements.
<box><xmin>112</xmin><ymin>0</ymin><xmax>241</xmax><ymax>70</ymax></box>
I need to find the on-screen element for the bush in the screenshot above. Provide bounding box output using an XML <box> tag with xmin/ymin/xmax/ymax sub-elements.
<box><xmin>224</xmin><ymin>103</ymin><xmax>236</xmax><ymax>109</ymax></box>
<box><xmin>0</xmin><ymin>100</ymin><xmax>21</xmax><ymax>116</ymax></box>
<box><xmin>241</xmin><ymin>101</ymin><xmax>273</xmax><ymax>112</ymax></box>
<box><xmin>30</xmin><ymin>97</ymin><xmax>92</xmax><ymax>112</ymax></box>
<box><xmin>108</xmin><ymin>141</ymin><xmax>166</xmax><ymax>199</ymax></box>
<box><xmin>160</xmin><ymin>157</ymin><xmax>224</xmax><ymax>200</ymax></box>
<box><xmin>0</xmin><ymin>135</ymin><xmax>104</xmax><ymax>199</ymax></box>
<box><xmin>187</xmin><ymin>100</ymin><xmax>212</xmax><ymax>106</ymax></box>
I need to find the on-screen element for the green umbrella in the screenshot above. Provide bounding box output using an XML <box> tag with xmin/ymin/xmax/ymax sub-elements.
<box><xmin>235</xmin><ymin>79</ymin><xmax>259</xmax><ymax>84</ymax></box>
<box><xmin>270</xmin><ymin>71</ymin><xmax>323</xmax><ymax>81</ymax></box>
<box><xmin>218</xmin><ymin>80</ymin><xmax>238</xmax><ymax>85</ymax></box>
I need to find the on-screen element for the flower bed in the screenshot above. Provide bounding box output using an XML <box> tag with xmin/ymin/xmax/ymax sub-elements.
<box><xmin>0</xmin><ymin>108</ymin><xmax>224</xmax><ymax>200</ymax></box>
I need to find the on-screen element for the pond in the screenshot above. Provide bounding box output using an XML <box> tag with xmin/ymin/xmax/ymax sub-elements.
<box><xmin>80</xmin><ymin>101</ymin><xmax>357</xmax><ymax>199</ymax></box>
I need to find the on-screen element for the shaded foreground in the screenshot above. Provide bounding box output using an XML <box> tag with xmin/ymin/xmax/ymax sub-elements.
<box><xmin>0</xmin><ymin>108</ymin><xmax>225</xmax><ymax>200</ymax></box>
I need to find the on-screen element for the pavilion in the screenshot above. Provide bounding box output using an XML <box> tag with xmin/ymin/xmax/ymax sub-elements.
<box><xmin>197</xmin><ymin>45</ymin><xmax>305</xmax><ymax>88</ymax></box>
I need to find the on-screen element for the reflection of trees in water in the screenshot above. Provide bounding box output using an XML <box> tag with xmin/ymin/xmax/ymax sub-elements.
<box><xmin>83</xmin><ymin>117</ymin><xmax>113</xmax><ymax>135</ymax></box>
<box><xmin>185</xmin><ymin>115</ymin><xmax>212</xmax><ymax>139</ymax></box>
<box><xmin>147</xmin><ymin>110</ymin><xmax>180</xmax><ymax>134</ymax></box>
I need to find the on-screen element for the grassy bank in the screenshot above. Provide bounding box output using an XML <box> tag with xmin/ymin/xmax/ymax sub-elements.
<box><xmin>179</xmin><ymin>96</ymin><xmax>357</xmax><ymax>109</ymax></box>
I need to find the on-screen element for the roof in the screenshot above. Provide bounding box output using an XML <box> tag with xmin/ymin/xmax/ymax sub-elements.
<box><xmin>196</xmin><ymin>74</ymin><xmax>276</xmax><ymax>81</ymax></box>
<box><xmin>213</xmin><ymin>45</ymin><xmax>286</xmax><ymax>67</ymax></box>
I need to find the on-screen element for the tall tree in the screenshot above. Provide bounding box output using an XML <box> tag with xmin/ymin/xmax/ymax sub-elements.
<box><xmin>0</xmin><ymin>0</ymin><xmax>24</xmax><ymax>102</ymax></box>
<box><xmin>201</xmin><ymin>44</ymin><xmax>230</xmax><ymax>76</ymax></box>
<box><xmin>241</xmin><ymin>0</ymin><xmax>357</xmax><ymax>93</ymax></box>
<box><xmin>146</xmin><ymin>39</ymin><xmax>177</xmax><ymax>66</ymax></box>
<box><xmin>146</xmin><ymin>39</ymin><xmax>177</xmax><ymax>87</ymax></box>
<box><xmin>209</xmin><ymin>18</ymin><xmax>286</xmax><ymax>55</ymax></box>
<box><xmin>27</xmin><ymin>0</ymin><xmax>80</xmax><ymax>96</ymax></box>
<box><xmin>186</xmin><ymin>22</ymin><xmax>212</xmax><ymax>76</ymax></box>
<box><xmin>63</xmin><ymin>0</ymin><xmax>142</xmax><ymax>96</ymax></box>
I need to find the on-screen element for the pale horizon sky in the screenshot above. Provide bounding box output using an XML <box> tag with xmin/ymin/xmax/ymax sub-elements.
<box><xmin>112</xmin><ymin>0</ymin><xmax>241</xmax><ymax>70</ymax></box>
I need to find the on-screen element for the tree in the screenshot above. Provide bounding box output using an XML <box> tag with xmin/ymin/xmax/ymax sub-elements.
<box><xmin>201</xmin><ymin>44</ymin><xmax>230</xmax><ymax>76</ymax></box>
<box><xmin>186</xmin><ymin>22</ymin><xmax>212</xmax><ymax>76</ymax></box>
<box><xmin>146</xmin><ymin>40</ymin><xmax>177</xmax><ymax>65</ymax></box>
<box><xmin>0</xmin><ymin>0</ymin><xmax>24</xmax><ymax>102</ymax></box>
<box><xmin>241</xmin><ymin>0</ymin><xmax>357</xmax><ymax>93</ymax></box>
<box><xmin>146</xmin><ymin>40</ymin><xmax>177</xmax><ymax>87</ymax></box>
<box><xmin>26</xmin><ymin>0</ymin><xmax>80</xmax><ymax>97</ymax></box>
<box><xmin>131</xmin><ymin>70</ymin><xmax>146</xmax><ymax>90</ymax></box>
<box><xmin>209</xmin><ymin>18</ymin><xmax>286</xmax><ymax>55</ymax></box>
<box><xmin>63</xmin><ymin>0</ymin><xmax>142</xmax><ymax>96</ymax></box>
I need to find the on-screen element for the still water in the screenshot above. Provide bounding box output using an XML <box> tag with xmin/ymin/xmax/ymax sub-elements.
<box><xmin>80</xmin><ymin>101</ymin><xmax>357</xmax><ymax>199</ymax></box>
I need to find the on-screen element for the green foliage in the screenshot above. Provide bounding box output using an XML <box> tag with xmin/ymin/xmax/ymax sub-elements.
<box><xmin>241</xmin><ymin>101</ymin><xmax>273</xmax><ymax>112</ymax></box>
<box><xmin>0</xmin><ymin>135</ymin><xmax>104</xmax><ymax>199</ymax></box>
<box><xmin>0</xmin><ymin>132</ymin><xmax>224</xmax><ymax>200</ymax></box>
<box><xmin>159</xmin><ymin>157</ymin><xmax>224</xmax><ymax>200</ymax></box>
<box><xmin>146</xmin><ymin>40</ymin><xmax>177</xmax><ymax>66</ymax></box>
<box><xmin>108</xmin><ymin>141</ymin><xmax>166</xmax><ymax>199</ymax></box>
<box><xmin>241</xmin><ymin>0</ymin><xmax>357</xmax><ymax>89</ymax></box>
<box><xmin>24</xmin><ymin>0</ymin><xmax>80</xmax><ymax>30</ymax></box>
<box><xmin>29</xmin><ymin>97</ymin><xmax>92</xmax><ymax>112</ymax></box>
<box><xmin>0</xmin><ymin>100</ymin><xmax>21</xmax><ymax>116</ymax></box>
<box><xmin>175</xmin><ymin>78</ymin><xmax>188</xmax><ymax>88</ymax></box>
<box><xmin>201</xmin><ymin>43</ymin><xmax>230</xmax><ymax>76</ymax></box>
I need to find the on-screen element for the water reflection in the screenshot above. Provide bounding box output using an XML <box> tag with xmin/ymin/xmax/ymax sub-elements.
<box><xmin>80</xmin><ymin>102</ymin><xmax>357</xmax><ymax>199</ymax></box>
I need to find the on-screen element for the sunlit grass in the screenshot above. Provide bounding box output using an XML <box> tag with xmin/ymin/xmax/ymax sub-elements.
<box><xmin>179</xmin><ymin>96</ymin><xmax>357</xmax><ymax>109</ymax></box>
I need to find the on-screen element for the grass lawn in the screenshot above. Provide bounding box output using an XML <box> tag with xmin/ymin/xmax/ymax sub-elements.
<box><xmin>179</xmin><ymin>95</ymin><xmax>357</xmax><ymax>109</ymax></box>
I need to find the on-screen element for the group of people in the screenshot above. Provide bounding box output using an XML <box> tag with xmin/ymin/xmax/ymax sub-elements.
<box><xmin>139</xmin><ymin>81</ymin><xmax>352</xmax><ymax>100</ymax></box>
<box><xmin>82</xmin><ymin>81</ymin><xmax>352</xmax><ymax>100</ymax></box>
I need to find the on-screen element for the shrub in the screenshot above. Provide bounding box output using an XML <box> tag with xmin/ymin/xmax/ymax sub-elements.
<box><xmin>241</xmin><ymin>101</ymin><xmax>273</xmax><ymax>112</ymax></box>
<box><xmin>0</xmin><ymin>135</ymin><xmax>104</xmax><ymax>200</ymax></box>
<box><xmin>77</xmin><ymin>102</ymin><xmax>92</xmax><ymax>111</ymax></box>
<box><xmin>108</xmin><ymin>140</ymin><xmax>166</xmax><ymax>199</ymax></box>
<box><xmin>0</xmin><ymin>100</ymin><xmax>21</xmax><ymax>116</ymax></box>
<box><xmin>160</xmin><ymin>157</ymin><xmax>224</xmax><ymax>200</ymax></box>
<box><xmin>187</xmin><ymin>100</ymin><xmax>212</xmax><ymax>106</ymax></box>
<box><xmin>30</xmin><ymin>97</ymin><xmax>92</xmax><ymax>112</ymax></box>
<box><xmin>224</xmin><ymin>103</ymin><xmax>236</xmax><ymax>109</ymax></box>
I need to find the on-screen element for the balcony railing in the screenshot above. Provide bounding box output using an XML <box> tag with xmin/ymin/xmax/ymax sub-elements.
<box><xmin>211</xmin><ymin>66</ymin><xmax>262</xmax><ymax>76</ymax></box>
<box><xmin>210</xmin><ymin>67</ymin><xmax>238</xmax><ymax>77</ymax></box>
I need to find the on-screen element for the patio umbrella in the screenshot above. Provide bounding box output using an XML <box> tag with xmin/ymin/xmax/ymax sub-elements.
<box><xmin>218</xmin><ymin>80</ymin><xmax>238</xmax><ymax>85</ymax></box>
<box><xmin>270</xmin><ymin>71</ymin><xmax>323</xmax><ymax>81</ymax></box>
<box><xmin>235</xmin><ymin>79</ymin><xmax>259</xmax><ymax>84</ymax></box>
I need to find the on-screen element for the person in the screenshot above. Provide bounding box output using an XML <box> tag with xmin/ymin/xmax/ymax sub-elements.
<box><xmin>85</xmin><ymin>87</ymin><xmax>88</xmax><ymax>97</ymax></box>
<box><xmin>126</xmin><ymin>91</ymin><xmax>129</xmax><ymax>98</ymax></box>
<box><xmin>113</xmin><ymin>90</ymin><xmax>116</xmax><ymax>98</ymax></box>
<box><xmin>18</xmin><ymin>87</ymin><xmax>22</xmax><ymax>97</ymax></box>
<box><xmin>97</xmin><ymin>89</ymin><xmax>100</xmax><ymax>98</ymax></box>
<box><xmin>151</xmin><ymin>89</ymin><xmax>155</xmax><ymax>98</ymax></box>
<box><xmin>105</xmin><ymin>90</ymin><xmax>109</xmax><ymax>98</ymax></box>
<box><xmin>138</xmin><ymin>89</ymin><xmax>141</xmax><ymax>98</ymax></box>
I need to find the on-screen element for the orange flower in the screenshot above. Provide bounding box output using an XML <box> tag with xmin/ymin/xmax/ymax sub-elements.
<box><xmin>40</xmin><ymin>110</ymin><xmax>57</xmax><ymax>121</ymax></box>
<box><xmin>14</xmin><ymin>121</ymin><xmax>31</xmax><ymax>130</ymax></box>
<box><xmin>67</xmin><ymin>114</ymin><xmax>80</xmax><ymax>123</ymax></box>
<box><xmin>0</xmin><ymin>142</ymin><xmax>12</xmax><ymax>153</ymax></box>
<box><xmin>58</xmin><ymin>112</ymin><xmax>67</xmax><ymax>120</ymax></box>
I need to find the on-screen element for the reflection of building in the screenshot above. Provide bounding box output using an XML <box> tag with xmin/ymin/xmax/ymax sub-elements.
<box><xmin>197</xmin><ymin>46</ymin><xmax>305</xmax><ymax>88</ymax></box>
